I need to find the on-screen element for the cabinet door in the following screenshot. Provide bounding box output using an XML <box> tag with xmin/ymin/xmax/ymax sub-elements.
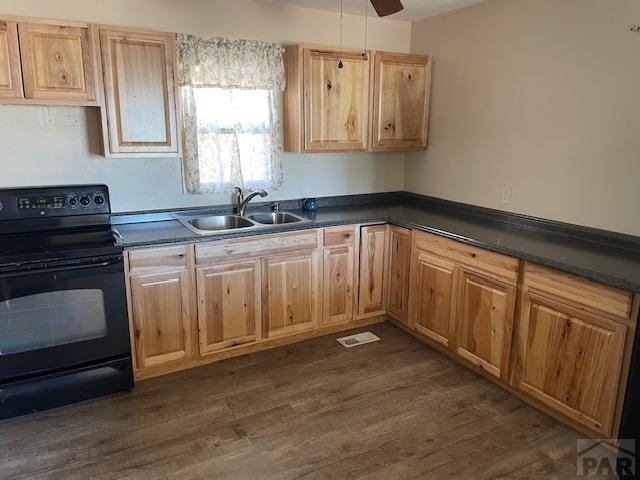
<box><xmin>387</xmin><ymin>226</ymin><xmax>412</xmax><ymax>323</ymax></box>
<box><xmin>0</xmin><ymin>21</ymin><xmax>22</xmax><ymax>99</ymax></box>
<box><xmin>263</xmin><ymin>250</ymin><xmax>320</xmax><ymax>338</ymax></box>
<box><xmin>100</xmin><ymin>28</ymin><xmax>179</xmax><ymax>155</ymax></box>
<box><xmin>18</xmin><ymin>23</ymin><xmax>96</xmax><ymax>102</ymax></box>
<box><xmin>455</xmin><ymin>270</ymin><xmax>516</xmax><ymax>379</ymax></box>
<box><xmin>371</xmin><ymin>52</ymin><xmax>431</xmax><ymax>151</ymax></box>
<box><xmin>323</xmin><ymin>244</ymin><xmax>356</xmax><ymax>326</ymax></box>
<box><xmin>409</xmin><ymin>251</ymin><xmax>457</xmax><ymax>347</ymax></box>
<box><xmin>303</xmin><ymin>48</ymin><xmax>370</xmax><ymax>152</ymax></box>
<box><xmin>358</xmin><ymin>225</ymin><xmax>389</xmax><ymax>317</ymax></box>
<box><xmin>516</xmin><ymin>293</ymin><xmax>627</xmax><ymax>436</ymax></box>
<box><xmin>130</xmin><ymin>269</ymin><xmax>195</xmax><ymax>369</ymax></box>
<box><xmin>197</xmin><ymin>261</ymin><xmax>261</xmax><ymax>354</ymax></box>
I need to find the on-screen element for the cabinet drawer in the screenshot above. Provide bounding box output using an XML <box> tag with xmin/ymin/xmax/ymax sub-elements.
<box><xmin>324</xmin><ymin>226</ymin><xmax>357</xmax><ymax>246</ymax></box>
<box><xmin>128</xmin><ymin>245</ymin><xmax>191</xmax><ymax>275</ymax></box>
<box><xmin>196</xmin><ymin>230</ymin><xmax>319</xmax><ymax>264</ymax></box>
<box><xmin>523</xmin><ymin>263</ymin><xmax>633</xmax><ymax>321</ymax></box>
<box><xmin>414</xmin><ymin>231</ymin><xmax>519</xmax><ymax>284</ymax></box>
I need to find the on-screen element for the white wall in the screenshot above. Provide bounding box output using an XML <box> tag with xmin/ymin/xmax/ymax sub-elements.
<box><xmin>0</xmin><ymin>0</ymin><xmax>411</xmax><ymax>212</ymax></box>
<box><xmin>406</xmin><ymin>0</ymin><xmax>640</xmax><ymax>235</ymax></box>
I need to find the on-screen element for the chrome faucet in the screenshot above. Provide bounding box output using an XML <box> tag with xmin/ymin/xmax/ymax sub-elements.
<box><xmin>234</xmin><ymin>187</ymin><xmax>268</xmax><ymax>216</ymax></box>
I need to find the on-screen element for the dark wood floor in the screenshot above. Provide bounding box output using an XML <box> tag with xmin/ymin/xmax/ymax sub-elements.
<box><xmin>1</xmin><ymin>323</ymin><xmax>612</xmax><ymax>479</ymax></box>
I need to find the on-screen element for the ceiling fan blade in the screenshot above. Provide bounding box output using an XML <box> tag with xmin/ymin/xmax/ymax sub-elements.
<box><xmin>370</xmin><ymin>0</ymin><xmax>404</xmax><ymax>17</ymax></box>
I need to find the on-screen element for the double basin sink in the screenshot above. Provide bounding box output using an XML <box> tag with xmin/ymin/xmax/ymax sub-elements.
<box><xmin>177</xmin><ymin>212</ymin><xmax>309</xmax><ymax>235</ymax></box>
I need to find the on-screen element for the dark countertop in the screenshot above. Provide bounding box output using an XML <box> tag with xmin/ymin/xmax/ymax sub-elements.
<box><xmin>113</xmin><ymin>202</ymin><xmax>640</xmax><ymax>292</ymax></box>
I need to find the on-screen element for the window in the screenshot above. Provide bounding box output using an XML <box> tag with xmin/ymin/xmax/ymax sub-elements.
<box><xmin>177</xmin><ymin>35</ymin><xmax>286</xmax><ymax>194</ymax></box>
<box><xmin>192</xmin><ymin>87</ymin><xmax>276</xmax><ymax>190</ymax></box>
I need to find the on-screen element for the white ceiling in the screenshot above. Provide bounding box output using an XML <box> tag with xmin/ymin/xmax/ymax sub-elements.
<box><xmin>261</xmin><ymin>0</ymin><xmax>485</xmax><ymax>22</ymax></box>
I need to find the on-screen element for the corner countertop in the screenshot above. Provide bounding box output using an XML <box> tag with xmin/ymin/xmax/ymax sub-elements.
<box><xmin>113</xmin><ymin>202</ymin><xmax>640</xmax><ymax>292</ymax></box>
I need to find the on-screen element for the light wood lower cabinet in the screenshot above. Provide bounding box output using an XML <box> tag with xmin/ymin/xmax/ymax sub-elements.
<box><xmin>358</xmin><ymin>225</ymin><xmax>389</xmax><ymax>317</ymax></box>
<box><xmin>127</xmin><ymin>246</ymin><xmax>196</xmax><ymax>370</ymax></box>
<box><xmin>196</xmin><ymin>261</ymin><xmax>261</xmax><ymax>354</ymax></box>
<box><xmin>387</xmin><ymin>226</ymin><xmax>412</xmax><ymax>323</ymax></box>
<box><xmin>455</xmin><ymin>269</ymin><xmax>516</xmax><ymax>379</ymax></box>
<box><xmin>322</xmin><ymin>226</ymin><xmax>358</xmax><ymax>326</ymax></box>
<box><xmin>409</xmin><ymin>231</ymin><xmax>519</xmax><ymax>356</ymax></box>
<box><xmin>515</xmin><ymin>292</ymin><xmax>626</xmax><ymax>436</ymax></box>
<box><xmin>409</xmin><ymin>250</ymin><xmax>457</xmax><ymax>346</ymax></box>
<box><xmin>510</xmin><ymin>263</ymin><xmax>635</xmax><ymax>436</ymax></box>
<box><xmin>124</xmin><ymin>226</ymin><xmax>637</xmax><ymax>440</ymax></box>
<box><xmin>263</xmin><ymin>250</ymin><xmax>321</xmax><ymax>338</ymax></box>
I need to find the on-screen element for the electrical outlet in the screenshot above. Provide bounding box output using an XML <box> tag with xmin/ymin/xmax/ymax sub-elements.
<box><xmin>501</xmin><ymin>187</ymin><xmax>512</xmax><ymax>205</ymax></box>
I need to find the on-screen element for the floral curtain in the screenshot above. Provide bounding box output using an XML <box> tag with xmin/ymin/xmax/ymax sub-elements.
<box><xmin>176</xmin><ymin>34</ymin><xmax>286</xmax><ymax>194</ymax></box>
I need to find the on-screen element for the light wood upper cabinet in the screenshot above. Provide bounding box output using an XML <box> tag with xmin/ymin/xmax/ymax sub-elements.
<box><xmin>284</xmin><ymin>46</ymin><xmax>371</xmax><ymax>152</ymax></box>
<box><xmin>99</xmin><ymin>28</ymin><xmax>179</xmax><ymax>156</ymax></box>
<box><xmin>0</xmin><ymin>21</ymin><xmax>22</xmax><ymax>99</ymax></box>
<box><xmin>304</xmin><ymin>48</ymin><xmax>370</xmax><ymax>151</ymax></box>
<box><xmin>18</xmin><ymin>22</ymin><xmax>96</xmax><ymax>102</ymax></box>
<box><xmin>284</xmin><ymin>45</ymin><xmax>432</xmax><ymax>153</ymax></box>
<box><xmin>127</xmin><ymin>246</ymin><xmax>196</xmax><ymax>371</ymax></box>
<box><xmin>370</xmin><ymin>52</ymin><xmax>431</xmax><ymax>151</ymax></box>
<box><xmin>197</xmin><ymin>261</ymin><xmax>261</xmax><ymax>354</ymax></box>
<box><xmin>262</xmin><ymin>250</ymin><xmax>321</xmax><ymax>338</ymax></box>
<box><xmin>358</xmin><ymin>225</ymin><xmax>389</xmax><ymax>317</ymax></box>
<box><xmin>387</xmin><ymin>226</ymin><xmax>412</xmax><ymax>323</ymax></box>
<box><xmin>322</xmin><ymin>226</ymin><xmax>358</xmax><ymax>326</ymax></box>
<box><xmin>409</xmin><ymin>250</ymin><xmax>457</xmax><ymax>347</ymax></box>
<box><xmin>455</xmin><ymin>269</ymin><xmax>516</xmax><ymax>379</ymax></box>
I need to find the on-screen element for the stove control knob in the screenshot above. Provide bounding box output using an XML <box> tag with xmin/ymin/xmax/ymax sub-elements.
<box><xmin>93</xmin><ymin>194</ymin><xmax>105</xmax><ymax>206</ymax></box>
<box><xmin>79</xmin><ymin>195</ymin><xmax>91</xmax><ymax>207</ymax></box>
<box><xmin>67</xmin><ymin>195</ymin><xmax>78</xmax><ymax>207</ymax></box>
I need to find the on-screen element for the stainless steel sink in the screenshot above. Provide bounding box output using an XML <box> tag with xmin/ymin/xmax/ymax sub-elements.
<box><xmin>248</xmin><ymin>212</ymin><xmax>306</xmax><ymax>225</ymax></box>
<box><xmin>179</xmin><ymin>215</ymin><xmax>255</xmax><ymax>235</ymax></box>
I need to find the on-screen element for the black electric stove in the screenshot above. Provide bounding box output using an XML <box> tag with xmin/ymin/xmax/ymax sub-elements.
<box><xmin>0</xmin><ymin>185</ymin><xmax>133</xmax><ymax>420</ymax></box>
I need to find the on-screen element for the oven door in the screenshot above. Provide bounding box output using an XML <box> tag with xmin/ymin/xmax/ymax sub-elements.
<box><xmin>0</xmin><ymin>255</ymin><xmax>130</xmax><ymax>382</ymax></box>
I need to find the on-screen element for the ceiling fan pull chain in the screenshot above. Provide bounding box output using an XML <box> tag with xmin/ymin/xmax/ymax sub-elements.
<box><xmin>338</xmin><ymin>0</ymin><xmax>344</xmax><ymax>68</ymax></box>
<box><xmin>363</xmin><ymin>0</ymin><xmax>369</xmax><ymax>61</ymax></box>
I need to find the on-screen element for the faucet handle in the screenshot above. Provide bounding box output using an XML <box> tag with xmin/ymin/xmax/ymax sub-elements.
<box><xmin>270</xmin><ymin>202</ymin><xmax>280</xmax><ymax>212</ymax></box>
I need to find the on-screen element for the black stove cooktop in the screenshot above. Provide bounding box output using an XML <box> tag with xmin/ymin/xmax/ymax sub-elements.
<box><xmin>0</xmin><ymin>184</ymin><xmax>121</xmax><ymax>268</ymax></box>
<box><xmin>0</xmin><ymin>227</ymin><xmax>122</xmax><ymax>270</ymax></box>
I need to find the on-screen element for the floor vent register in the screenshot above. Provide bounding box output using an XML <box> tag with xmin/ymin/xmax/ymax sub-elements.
<box><xmin>336</xmin><ymin>331</ymin><xmax>381</xmax><ymax>348</ymax></box>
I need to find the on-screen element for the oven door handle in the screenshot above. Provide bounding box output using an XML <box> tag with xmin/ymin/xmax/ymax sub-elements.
<box><xmin>1</xmin><ymin>255</ymin><xmax>123</xmax><ymax>277</ymax></box>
